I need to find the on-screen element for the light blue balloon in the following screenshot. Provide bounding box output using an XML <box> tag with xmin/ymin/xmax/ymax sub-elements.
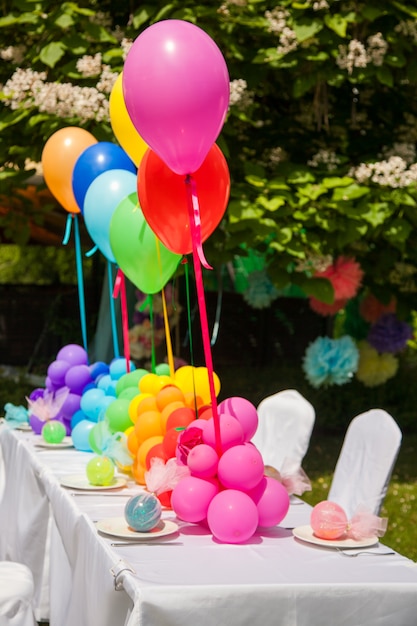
<box><xmin>95</xmin><ymin>395</ymin><xmax>117</xmax><ymax>422</ymax></box>
<box><xmin>97</xmin><ymin>374</ymin><xmax>117</xmax><ymax>396</ymax></box>
<box><xmin>109</xmin><ymin>357</ymin><xmax>136</xmax><ymax>381</ymax></box>
<box><xmin>83</xmin><ymin>169</ymin><xmax>137</xmax><ymax>262</ymax></box>
<box><xmin>80</xmin><ymin>387</ymin><xmax>106</xmax><ymax>420</ymax></box>
<box><xmin>71</xmin><ymin>419</ymin><xmax>95</xmax><ymax>452</ymax></box>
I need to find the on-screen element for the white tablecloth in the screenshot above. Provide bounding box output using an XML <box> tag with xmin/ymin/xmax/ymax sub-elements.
<box><xmin>1</xmin><ymin>424</ymin><xmax>417</xmax><ymax>626</ymax></box>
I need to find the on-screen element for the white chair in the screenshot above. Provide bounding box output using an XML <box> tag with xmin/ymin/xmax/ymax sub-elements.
<box><xmin>252</xmin><ymin>389</ymin><xmax>315</xmax><ymax>473</ymax></box>
<box><xmin>328</xmin><ymin>408</ymin><xmax>402</xmax><ymax>518</ymax></box>
<box><xmin>0</xmin><ymin>561</ymin><xmax>36</xmax><ymax>626</ymax></box>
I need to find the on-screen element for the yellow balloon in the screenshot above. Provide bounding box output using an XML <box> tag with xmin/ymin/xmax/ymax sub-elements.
<box><xmin>109</xmin><ymin>73</ymin><xmax>148</xmax><ymax>167</ymax></box>
<box><xmin>175</xmin><ymin>366</ymin><xmax>221</xmax><ymax>405</ymax></box>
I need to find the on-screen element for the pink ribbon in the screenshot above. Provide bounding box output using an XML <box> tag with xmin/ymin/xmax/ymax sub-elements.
<box><xmin>185</xmin><ymin>175</ymin><xmax>221</xmax><ymax>456</ymax></box>
<box><xmin>112</xmin><ymin>268</ymin><xmax>131</xmax><ymax>373</ymax></box>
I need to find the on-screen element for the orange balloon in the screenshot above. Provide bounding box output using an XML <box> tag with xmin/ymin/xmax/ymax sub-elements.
<box><xmin>137</xmin><ymin>435</ymin><xmax>164</xmax><ymax>467</ymax></box>
<box><xmin>41</xmin><ymin>126</ymin><xmax>97</xmax><ymax>213</ymax></box>
<box><xmin>138</xmin><ymin>143</ymin><xmax>230</xmax><ymax>254</ymax></box>
<box><xmin>136</xmin><ymin>395</ymin><xmax>159</xmax><ymax>417</ymax></box>
<box><xmin>183</xmin><ymin>392</ymin><xmax>205</xmax><ymax>411</ymax></box>
<box><xmin>156</xmin><ymin>385</ymin><xmax>186</xmax><ymax>411</ymax></box>
<box><xmin>132</xmin><ymin>457</ymin><xmax>146</xmax><ymax>484</ymax></box>
<box><xmin>160</xmin><ymin>401</ymin><xmax>186</xmax><ymax>431</ymax></box>
<box><xmin>127</xmin><ymin>429</ymin><xmax>140</xmax><ymax>455</ymax></box>
<box><xmin>109</xmin><ymin>73</ymin><xmax>149</xmax><ymax>168</ymax></box>
<box><xmin>134</xmin><ymin>410</ymin><xmax>163</xmax><ymax>443</ymax></box>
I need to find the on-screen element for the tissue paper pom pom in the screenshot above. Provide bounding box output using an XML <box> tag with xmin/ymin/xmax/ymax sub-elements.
<box><xmin>302</xmin><ymin>335</ymin><xmax>359</xmax><ymax>388</ymax></box>
<box><xmin>242</xmin><ymin>270</ymin><xmax>279</xmax><ymax>309</ymax></box>
<box><xmin>359</xmin><ymin>293</ymin><xmax>396</xmax><ymax>323</ymax></box>
<box><xmin>309</xmin><ymin>297</ymin><xmax>347</xmax><ymax>316</ymax></box>
<box><xmin>367</xmin><ymin>313</ymin><xmax>413</xmax><ymax>354</ymax></box>
<box><xmin>356</xmin><ymin>341</ymin><xmax>399</xmax><ymax>387</ymax></box>
<box><xmin>311</xmin><ymin>501</ymin><xmax>348</xmax><ymax>540</ymax></box>
<box><xmin>314</xmin><ymin>256</ymin><xmax>363</xmax><ymax>300</ymax></box>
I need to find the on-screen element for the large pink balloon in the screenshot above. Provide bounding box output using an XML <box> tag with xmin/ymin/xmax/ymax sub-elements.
<box><xmin>207</xmin><ymin>489</ymin><xmax>259</xmax><ymax>544</ymax></box>
<box><xmin>123</xmin><ymin>19</ymin><xmax>230</xmax><ymax>175</ymax></box>
<box><xmin>218</xmin><ymin>396</ymin><xmax>259</xmax><ymax>442</ymax></box>
<box><xmin>249</xmin><ymin>477</ymin><xmax>290</xmax><ymax>527</ymax></box>
<box><xmin>217</xmin><ymin>443</ymin><xmax>264</xmax><ymax>491</ymax></box>
<box><xmin>171</xmin><ymin>476</ymin><xmax>219</xmax><ymax>523</ymax></box>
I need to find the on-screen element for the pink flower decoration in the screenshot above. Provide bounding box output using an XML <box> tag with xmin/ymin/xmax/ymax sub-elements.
<box><xmin>359</xmin><ymin>293</ymin><xmax>397</xmax><ymax>323</ymax></box>
<box><xmin>314</xmin><ymin>256</ymin><xmax>364</xmax><ymax>300</ymax></box>
<box><xmin>309</xmin><ymin>297</ymin><xmax>348</xmax><ymax>316</ymax></box>
<box><xmin>177</xmin><ymin>426</ymin><xmax>204</xmax><ymax>465</ymax></box>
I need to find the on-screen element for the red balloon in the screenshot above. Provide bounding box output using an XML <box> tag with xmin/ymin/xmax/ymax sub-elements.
<box><xmin>165</xmin><ymin>407</ymin><xmax>196</xmax><ymax>431</ymax></box>
<box><xmin>162</xmin><ymin>427</ymin><xmax>182</xmax><ymax>459</ymax></box>
<box><xmin>145</xmin><ymin>443</ymin><xmax>168</xmax><ymax>470</ymax></box>
<box><xmin>138</xmin><ymin>143</ymin><xmax>230</xmax><ymax>254</ymax></box>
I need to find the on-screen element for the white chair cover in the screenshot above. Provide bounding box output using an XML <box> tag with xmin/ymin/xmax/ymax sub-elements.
<box><xmin>252</xmin><ymin>389</ymin><xmax>315</xmax><ymax>472</ymax></box>
<box><xmin>328</xmin><ymin>408</ymin><xmax>402</xmax><ymax>518</ymax></box>
<box><xmin>0</xmin><ymin>562</ymin><xmax>36</xmax><ymax>626</ymax></box>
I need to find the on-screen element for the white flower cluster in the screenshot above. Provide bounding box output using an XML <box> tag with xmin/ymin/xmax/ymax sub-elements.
<box><xmin>268</xmin><ymin>146</ymin><xmax>288</xmax><ymax>165</ymax></box>
<box><xmin>310</xmin><ymin>0</ymin><xmax>329</xmax><ymax>9</ymax></box>
<box><xmin>229</xmin><ymin>78</ymin><xmax>254</xmax><ymax>109</ymax></box>
<box><xmin>121</xmin><ymin>38</ymin><xmax>133</xmax><ymax>61</ymax></box>
<box><xmin>295</xmin><ymin>253</ymin><xmax>333</xmax><ymax>273</ymax></box>
<box><xmin>351</xmin><ymin>156</ymin><xmax>417</xmax><ymax>188</ymax></box>
<box><xmin>307</xmin><ymin>149</ymin><xmax>341</xmax><ymax>171</ymax></box>
<box><xmin>2</xmin><ymin>65</ymin><xmax>116</xmax><ymax>122</ymax></box>
<box><xmin>395</xmin><ymin>20</ymin><xmax>417</xmax><ymax>44</ymax></box>
<box><xmin>76</xmin><ymin>53</ymin><xmax>103</xmax><ymax>77</ymax></box>
<box><xmin>265</xmin><ymin>7</ymin><xmax>298</xmax><ymax>55</ymax></box>
<box><xmin>0</xmin><ymin>45</ymin><xmax>26</xmax><ymax>64</ymax></box>
<box><xmin>218</xmin><ymin>0</ymin><xmax>247</xmax><ymax>15</ymax></box>
<box><xmin>336</xmin><ymin>33</ymin><xmax>388</xmax><ymax>74</ymax></box>
<box><xmin>380</xmin><ymin>142</ymin><xmax>416</xmax><ymax>166</ymax></box>
<box><xmin>389</xmin><ymin>263</ymin><xmax>417</xmax><ymax>293</ymax></box>
<box><xmin>397</xmin><ymin>113</ymin><xmax>417</xmax><ymax>144</ymax></box>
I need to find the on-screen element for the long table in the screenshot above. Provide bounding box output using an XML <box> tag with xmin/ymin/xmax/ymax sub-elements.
<box><xmin>1</xmin><ymin>424</ymin><xmax>417</xmax><ymax>626</ymax></box>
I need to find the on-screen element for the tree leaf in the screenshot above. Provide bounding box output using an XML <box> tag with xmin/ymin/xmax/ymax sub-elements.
<box><xmin>324</xmin><ymin>13</ymin><xmax>349</xmax><ymax>37</ymax></box>
<box><xmin>39</xmin><ymin>42</ymin><xmax>66</xmax><ymax>68</ymax></box>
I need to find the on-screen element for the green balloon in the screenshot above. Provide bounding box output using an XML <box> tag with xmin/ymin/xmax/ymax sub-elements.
<box><xmin>105</xmin><ymin>398</ymin><xmax>133</xmax><ymax>433</ymax></box>
<box><xmin>118</xmin><ymin>387</ymin><xmax>141</xmax><ymax>402</ymax></box>
<box><xmin>115</xmin><ymin>368</ymin><xmax>149</xmax><ymax>396</ymax></box>
<box><xmin>109</xmin><ymin>192</ymin><xmax>182</xmax><ymax>294</ymax></box>
<box><xmin>155</xmin><ymin>363</ymin><xmax>171</xmax><ymax>376</ymax></box>
<box><xmin>86</xmin><ymin>455</ymin><xmax>115</xmax><ymax>486</ymax></box>
<box><xmin>42</xmin><ymin>420</ymin><xmax>66</xmax><ymax>444</ymax></box>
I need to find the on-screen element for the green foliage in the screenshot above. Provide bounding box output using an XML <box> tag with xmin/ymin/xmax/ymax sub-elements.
<box><xmin>2</xmin><ymin>0</ymin><xmax>417</xmax><ymax>315</ymax></box>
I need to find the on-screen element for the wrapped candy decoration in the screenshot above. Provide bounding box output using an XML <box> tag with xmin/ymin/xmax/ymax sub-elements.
<box><xmin>311</xmin><ymin>500</ymin><xmax>388</xmax><ymax>541</ymax></box>
<box><xmin>125</xmin><ymin>493</ymin><xmax>162</xmax><ymax>532</ymax></box>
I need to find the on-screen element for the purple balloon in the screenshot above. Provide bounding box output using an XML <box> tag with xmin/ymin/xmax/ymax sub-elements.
<box><xmin>57</xmin><ymin>344</ymin><xmax>88</xmax><ymax>366</ymax></box>
<box><xmin>65</xmin><ymin>364</ymin><xmax>93</xmax><ymax>395</ymax></box>
<box><xmin>47</xmin><ymin>359</ymin><xmax>71</xmax><ymax>387</ymax></box>
<box><xmin>29</xmin><ymin>388</ymin><xmax>44</xmax><ymax>402</ymax></box>
<box><xmin>29</xmin><ymin>413</ymin><xmax>44</xmax><ymax>434</ymax></box>
<box><xmin>60</xmin><ymin>392</ymin><xmax>82</xmax><ymax>420</ymax></box>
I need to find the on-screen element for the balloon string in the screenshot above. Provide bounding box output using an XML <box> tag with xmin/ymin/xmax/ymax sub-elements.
<box><xmin>66</xmin><ymin>214</ymin><xmax>88</xmax><ymax>356</ymax></box>
<box><xmin>155</xmin><ymin>237</ymin><xmax>176</xmax><ymax>378</ymax></box>
<box><xmin>62</xmin><ymin>214</ymin><xmax>72</xmax><ymax>246</ymax></box>
<box><xmin>185</xmin><ymin>175</ymin><xmax>212</xmax><ymax>270</ymax></box>
<box><xmin>149</xmin><ymin>296</ymin><xmax>156</xmax><ymax>373</ymax></box>
<box><xmin>183</xmin><ymin>258</ymin><xmax>199</xmax><ymax>415</ymax></box>
<box><xmin>185</xmin><ymin>177</ymin><xmax>221</xmax><ymax>454</ymax></box>
<box><xmin>85</xmin><ymin>244</ymin><xmax>98</xmax><ymax>258</ymax></box>
<box><xmin>112</xmin><ymin>269</ymin><xmax>131</xmax><ymax>373</ymax></box>
<box><xmin>211</xmin><ymin>265</ymin><xmax>223</xmax><ymax>346</ymax></box>
<box><xmin>107</xmin><ymin>261</ymin><xmax>120</xmax><ymax>359</ymax></box>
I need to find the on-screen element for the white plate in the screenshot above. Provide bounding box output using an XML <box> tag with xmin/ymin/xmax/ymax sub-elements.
<box><xmin>60</xmin><ymin>474</ymin><xmax>128</xmax><ymax>491</ymax></box>
<box><xmin>35</xmin><ymin>436</ymin><xmax>74</xmax><ymax>449</ymax></box>
<box><xmin>15</xmin><ymin>423</ymin><xmax>32</xmax><ymax>431</ymax></box>
<box><xmin>293</xmin><ymin>525</ymin><xmax>378</xmax><ymax>549</ymax></box>
<box><xmin>95</xmin><ymin>517</ymin><xmax>179</xmax><ymax>540</ymax></box>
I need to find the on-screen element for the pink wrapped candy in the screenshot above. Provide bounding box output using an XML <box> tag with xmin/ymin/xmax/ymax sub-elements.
<box><xmin>310</xmin><ymin>500</ymin><xmax>348</xmax><ymax>540</ymax></box>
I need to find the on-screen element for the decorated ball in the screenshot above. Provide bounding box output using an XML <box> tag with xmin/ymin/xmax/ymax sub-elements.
<box><xmin>124</xmin><ymin>493</ymin><xmax>162</xmax><ymax>532</ymax></box>
<box><xmin>86</xmin><ymin>455</ymin><xmax>115</xmax><ymax>486</ymax></box>
<box><xmin>42</xmin><ymin>420</ymin><xmax>66</xmax><ymax>444</ymax></box>
<box><xmin>310</xmin><ymin>500</ymin><xmax>348</xmax><ymax>540</ymax></box>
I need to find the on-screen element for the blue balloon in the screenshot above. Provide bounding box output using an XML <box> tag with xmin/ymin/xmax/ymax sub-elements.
<box><xmin>83</xmin><ymin>169</ymin><xmax>137</xmax><ymax>262</ymax></box>
<box><xmin>81</xmin><ymin>387</ymin><xmax>106</xmax><ymax>421</ymax></box>
<box><xmin>71</xmin><ymin>409</ymin><xmax>88</xmax><ymax>429</ymax></box>
<box><xmin>90</xmin><ymin>361</ymin><xmax>110</xmax><ymax>380</ymax></box>
<box><xmin>71</xmin><ymin>419</ymin><xmax>94</xmax><ymax>452</ymax></box>
<box><xmin>72</xmin><ymin>142</ymin><xmax>136</xmax><ymax>213</ymax></box>
<box><xmin>109</xmin><ymin>357</ymin><xmax>136</xmax><ymax>381</ymax></box>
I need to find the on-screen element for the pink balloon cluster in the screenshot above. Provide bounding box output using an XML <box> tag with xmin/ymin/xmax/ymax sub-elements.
<box><xmin>171</xmin><ymin>396</ymin><xmax>290</xmax><ymax>544</ymax></box>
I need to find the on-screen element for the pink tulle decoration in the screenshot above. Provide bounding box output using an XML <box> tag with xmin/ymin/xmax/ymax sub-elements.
<box><xmin>145</xmin><ymin>457</ymin><xmax>190</xmax><ymax>496</ymax></box>
<box><xmin>315</xmin><ymin>256</ymin><xmax>364</xmax><ymax>300</ymax></box>
<box><xmin>359</xmin><ymin>293</ymin><xmax>397</xmax><ymax>323</ymax></box>
<box><xmin>347</xmin><ymin>506</ymin><xmax>388</xmax><ymax>540</ymax></box>
<box><xmin>309</xmin><ymin>297</ymin><xmax>348</xmax><ymax>316</ymax></box>
<box><xmin>26</xmin><ymin>387</ymin><xmax>70</xmax><ymax>422</ymax></box>
<box><xmin>279</xmin><ymin>461</ymin><xmax>312</xmax><ymax>497</ymax></box>
<box><xmin>311</xmin><ymin>501</ymin><xmax>348</xmax><ymax>540</ymax></box>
